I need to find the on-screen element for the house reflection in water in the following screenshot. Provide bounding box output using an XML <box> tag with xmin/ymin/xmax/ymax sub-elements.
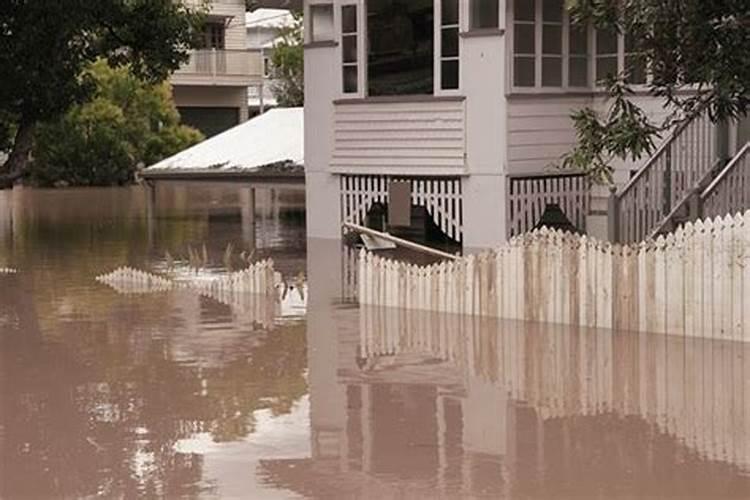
<box><xmin>258</xmin><ymin>240</ymin><xmax>750</xmax><ymax>499</ymax></box>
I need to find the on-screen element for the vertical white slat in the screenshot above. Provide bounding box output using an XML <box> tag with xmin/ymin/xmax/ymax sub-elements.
<box><xmin>653</xmin><ymin>235</ymin><xmax>667</xmax><ymax>335</ymax></box>
<box><xmin>731</xmin><ymin>213</ymin><xmax>744</xmax><ymax>343</ymax></box>
<box><xmin>665</xmin><ymin>231</ymin><xmax>685</xmax><ymax>337</ymax></box>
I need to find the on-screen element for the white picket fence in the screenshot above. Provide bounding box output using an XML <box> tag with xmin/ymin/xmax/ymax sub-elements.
<box><xmin>359</xmin><ymin>305</ymin><xmax>750</xmax><ymax>470</ymax></box>
<box><xmin>358</xmin><ymin>211</ymin><xmax>750</xmax><ymax>342</ymax></box>
<box><xmin>96</xmin><ymin>259</ymin><xmax>278</xmax><ymax>297</ymax></box>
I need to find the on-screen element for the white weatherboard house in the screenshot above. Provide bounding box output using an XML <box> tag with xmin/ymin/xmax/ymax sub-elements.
<box><xmin>303</xmin><ymin>0</ymin><xmax>750</xmax><ymax>250</ymax></box>
<box><xmin>172</xmin><ymin>0</ymin><xmax>265</xmax><ymax>137</ymax></box>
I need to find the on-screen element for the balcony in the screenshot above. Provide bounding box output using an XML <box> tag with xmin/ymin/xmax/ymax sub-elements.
<box><xmin>171</xmin><ymin>49</ymin><xmax>263</xmax><ymax>87</ymax></box>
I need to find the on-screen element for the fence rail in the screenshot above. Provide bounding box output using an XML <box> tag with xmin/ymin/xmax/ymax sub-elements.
<box><xmin>614</xmin><ymin>111</ymin><xmax>717</xmax><ymax>243</ymax></box>
<box><xmin>359</xmin><ymin>211</ymin><xmax>750</xmax><ymax>342</ymax></box>
<box><xmin>507</xmin><ymin>173</ymin><xmax>589</xmax><ymax>237</ymax></box>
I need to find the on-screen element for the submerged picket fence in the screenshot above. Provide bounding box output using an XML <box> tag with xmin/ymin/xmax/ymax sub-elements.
<box><xmin>358</xmin><ymin>211</ymin><xmax>750</xmax><ymax>342</ymax></box>
<box><xmin>96</xmin><ymin>259</ymin><xmax>278</xmax><ymax>296</ymax></box>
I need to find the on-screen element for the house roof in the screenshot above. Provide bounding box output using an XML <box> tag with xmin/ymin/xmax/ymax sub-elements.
<box><xmin>245</xmin><ymin>8</ymin><xmax>296</xmax><ymax>30</ymax></box>
<box><xmin>144</xmin><ymin>107</ymin><xmax>303</xmax><ymax>175</ymax></box>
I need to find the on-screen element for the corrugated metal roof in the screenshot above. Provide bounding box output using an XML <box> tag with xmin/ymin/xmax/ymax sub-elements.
<box><xmin>146</xmin><ymin>107</ymin><xmax>303</xmax><ymax>173</ymax></box>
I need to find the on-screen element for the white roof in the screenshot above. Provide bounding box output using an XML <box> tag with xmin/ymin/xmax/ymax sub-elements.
<box><xmin>146</xmin><ymin>108</ymin><xmax>303</xmax><ymax>172</ymax></box>
<box><xmin>245</xmin><ymin>9</ymin><xmax>296</xmax><ymax>29</ymax></box>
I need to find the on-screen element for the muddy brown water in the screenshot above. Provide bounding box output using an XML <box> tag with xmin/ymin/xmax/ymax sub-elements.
<box><xmin>0</xmin><ymin>186</ymin><xmax>748</xmax><ymax>499</ymax></box>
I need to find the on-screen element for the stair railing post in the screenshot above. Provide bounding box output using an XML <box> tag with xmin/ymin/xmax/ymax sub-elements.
<box><xmin>663</xmin><ymin>146</ymin><xmax>672</xmax><ymax>217</ymax></box>
<box><xmin>608</xmin><ymin>188</ymin><xmax>619</xmax><ymax>243</ymax></box>
<box><xmin>687</xmin><ymin>188</ymin><xmax>703</xmax><ymax>221</ymax></box>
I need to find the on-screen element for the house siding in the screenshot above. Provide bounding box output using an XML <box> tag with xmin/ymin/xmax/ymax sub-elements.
<box><xmin>331</xmin><ymin>100</ymin><xmax>467</xmax><ymax>175</ymax></box>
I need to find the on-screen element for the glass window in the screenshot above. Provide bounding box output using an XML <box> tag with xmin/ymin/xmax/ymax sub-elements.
<box><xmin>310</xmin><ymin>4</ymin><xmax>334</xmax><ymax>42</ymax></box>
<box><xmin>441</xmin><ymin>0</ymin><xmax>459</xmax><ymax>90</ymax></box>
<box><xmin>367</xmin><ymin>0</ymin><xmax>434</xmax><ymax>96</ymax></box>
<box><xmin>541</xmin><ymin>0</ymin><xmax>563</xmax><ymax>87</ymax></box>
<box><xmin>625</xmin><ymin>34</ymin><xmax>647</xmax><ymax>85</ymax></box>
<box><xmin>568</xmin><ymin>25</ymin><xmax>588</xmax><ymax>87</ymax></box>
<box><xmin>341</xmin><ymin>5</ymin><xmax>358</xmax><ymax>93</ymax></box>
<box><xmin>513</xmin><ymin>0</ymin><xmax>535</xmax><ymax>87</ymax></box>
<box><xmin>595</xmin><ymin>29</ymin><xmax>618</xmax><ymax>83</ymax></box>
<box><xmin>471</xmin><ymin>0</ymin><xmax>499</xmax><ymax>29</ymax></box>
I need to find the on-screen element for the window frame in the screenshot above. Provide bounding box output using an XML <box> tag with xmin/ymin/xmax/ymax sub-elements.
<box><xmin>335</xmin><ymin>0</ymin><xmax>465</xmax><ymax>99</ymax></box>
<box><xmin>508</xmin><ymin>0</ymin><xmax>650</xmax><ymax>94</ymax></box>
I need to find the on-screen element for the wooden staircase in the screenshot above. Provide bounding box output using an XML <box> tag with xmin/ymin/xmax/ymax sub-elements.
<box><xmin>610</xmin><ymin>110</ymin><xmax>750</xmax><ymax>243</ymax></box>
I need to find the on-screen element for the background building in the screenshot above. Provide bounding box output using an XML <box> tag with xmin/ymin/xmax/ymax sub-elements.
<box><xmin>171</xmin><ymin>0</ymin><xmax>264</xmax><ymax>137</ymax></box>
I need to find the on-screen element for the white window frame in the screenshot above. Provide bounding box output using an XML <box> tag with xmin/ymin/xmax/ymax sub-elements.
<box><xmin>508</xmin><ymin>0</ymin><xmax>650</xmax><ymax>94</ymax></box>
<box><xmin>307</xmin><ymin>1</ymin><xmax>335</xmax><ymax>44</ymax></box>
<box><xmin>435</xmin><ymin>0</ymin><xmax>462</xmax><ymax>95</ymax></box>
<box><xmin>336</xmin><ymin>0</ymin><xmax>464</xmax><ymax>98</ymax></box>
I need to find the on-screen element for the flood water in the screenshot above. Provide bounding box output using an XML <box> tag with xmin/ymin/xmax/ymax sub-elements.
<box><xmin>1</xmin><ymin>185</ymin><xmax>749</xmax><ymax>499</ymax></box>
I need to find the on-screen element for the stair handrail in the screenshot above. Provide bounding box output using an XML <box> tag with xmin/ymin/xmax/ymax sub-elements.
<box><xmin>699</xmin><ymin>141</ymin><xmax>750</xmax><ymax>219</ymax></box>
<box><xmin>611</xmin><ymin>108</ymin><xmax>716</xmax><ymax>243</ymax></box>
<box><xmin>615</xmin><ymin>114</ymin><xmax>696</xmax><ymax>202</ymax></box>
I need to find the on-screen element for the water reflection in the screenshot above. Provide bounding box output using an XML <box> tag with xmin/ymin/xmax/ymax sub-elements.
<box><xmin>0</xmin><ymin>185</ymin><xmax>308</xmax><ymax>499</ymax></box>
<box><xmin>268</xmin><ymin>239</ymin><xmax>750</xmax><ymax>499</ymax></box>
<box><xmin>2</xmin><ymin>187</ymin><xmax>749</xmax><ymax>499</ymax></box>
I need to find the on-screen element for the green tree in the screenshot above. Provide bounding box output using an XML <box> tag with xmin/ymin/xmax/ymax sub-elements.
<box><xmin>30</xmin><ymin>61</ymin><xmax>203</xmax><ymax>187</ymax></box>
<box><xmin>0</xmin><ymin>0</ymin><xmax>205</xmax><ymax>187</ymax></box>
<box><xmin>269</xmin><ymin>11</ymin><xmax>304</xmax><ymax>107</ymax></box>
<box><xmin>561</xmin><ymin>0</ymin><xmax>750</xmax><ymax>184</ymax></box>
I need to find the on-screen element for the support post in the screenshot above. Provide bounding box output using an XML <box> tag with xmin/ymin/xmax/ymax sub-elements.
<box><xmin>240</xmin><ymin>186</ymin><xmax>256</xmax><ymax>250</ymax></box>
<box><xmin>144</xmin><ymin>181</ymin><xmax>157</xmax><ymax>248</ymax></box>
<box><xmin>608</xmin><ymin>188</ymin><xmax>620</xmax><ymax>243</ymax></box>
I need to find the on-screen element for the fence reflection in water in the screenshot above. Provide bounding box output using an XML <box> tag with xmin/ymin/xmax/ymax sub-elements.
<box><xmin>358</xmin><ymin>304</ymin><xmax>750</xmax><ymax>472</ymax></box>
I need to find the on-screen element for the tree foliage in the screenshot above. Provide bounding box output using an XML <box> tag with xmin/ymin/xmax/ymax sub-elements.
<box><xmin>269</xmin><ymin>11</ymin><xmax>304</xmax><ymax>107</ymax></box>
<box><xmin>0</xmin><ymin>0</ymin><xmax>205</xmax><ymax>185</ymax></box>
<box><xmin>30</xmin><ymin>61</ymin><xmax>203</xmax><ymax>187</ymax></box>
<box><xmin>561</xmin><ymin>0</ymin><xmax>750</xmax><ymax>184</ymax></box>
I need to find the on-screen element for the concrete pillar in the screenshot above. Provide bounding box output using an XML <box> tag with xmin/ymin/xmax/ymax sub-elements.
<box><xmin>238</xmin><ymin>87</ymin><xmax>249</xmax><ymax>123</ymax></box>
<box><xmin>586</xmin><ymin>184</ymin><xmax>612</xmax><ymax>241</ymax></box>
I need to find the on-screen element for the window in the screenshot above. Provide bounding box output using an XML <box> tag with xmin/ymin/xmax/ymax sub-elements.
<box><xmin>568</xmin><ymin>24</ymin><xmax>589</xmax><ymax>87</ymax></box>
<box><xmin>625</xmin><ymin>34</ymin><xmax>647</xmax><ymax>85</ymax></box>
<box><xmin>197</xmin><ymin>22</ymin><xmax>225</xmax><ymax>49</ymax></box>
<box><xmin>367</xmin><ymin>0</ymin><xmax>434</xmax><ymax>96</ymax></box>
<box><xmin>470</xmin><ymin>0</ymin><xmax>499</xmax><ymax>30</ymax></box>
<box><xmin>440</xmin><ymin>0</ymin><xmax>459</xmax><ymax>90</ymax></box>
<box><xmin>513</xmin><ymin>0</ymin><xmax>535</xmax><ymax>87</ymax></box>
<box><xmin>541</xmin><ymin>0</ymin><xmax>563</xmax><ymax>87</ymax></box>
<box><xmin>341</xmin><ymin>5</ymin><xmax>358</xmax><ymax>93</ymax></box>
<box><xmin>310</xmin><ymin>4</ymin><xmax>334</xmax><ymax>42</ymax></box>
<box><xmin>595</xmin><ymin>28</ymin><xmax>618</xmax><ymax>84</ymax></box>
<box><xmin>511</xmin><ymin>0</ymin><xmax>646</xmax><ymax>91</ymax></box>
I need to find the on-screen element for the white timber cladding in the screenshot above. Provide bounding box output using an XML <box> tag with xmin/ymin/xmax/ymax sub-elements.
<box><xmin>332</xmin><ymin>100</ymin><xmax>467</xmax><ymax>175</ymax></box>
<box><xmin>340</xmin><ymin>175</ymin><xmax>463</xmax><ymax>242</ymax></box>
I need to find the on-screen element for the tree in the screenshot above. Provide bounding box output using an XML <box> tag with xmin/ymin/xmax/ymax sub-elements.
<box><xmin>30</xmin><ymin>61</ymin><xmax>203</xmax><ymax>187</ymax></box>
<box><xmin>0</xmin><ymin>0</ymin><xmax>205</xmax><ymax>187</ymax></box>
<box><xmin>561</xmin><ymin>0</ymin><xmax>750</xmax><ymax>184</ymax></box>
<box><xmin>269</xmin><ymin>11</ymin><xmax>304</xmax><ymax>107</ymax></box>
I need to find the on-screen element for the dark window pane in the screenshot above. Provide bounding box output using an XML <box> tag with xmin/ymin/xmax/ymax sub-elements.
<box><xmin>514</xmin><ymin>24</ymin><xmax>535</xmax><ymax>54</ymax></box>
<box><xmin>343</xmin><ymin>65</ymin><xmax>358</xmax><ymax>93</ymax></box>
<box><xmin>542</xmin><ymin>25</ymin><xmax>562</xmax><ymax>54</ymax></box>
<box><xmin>442</xmin><ymin>0</ymin><xmax>459</xmax><ymax>25</ymax></box>
<box><xmin>471</xmin><ymin>0</ymin><xmax>499</xmax><ymax>29</ymax></box>
<box><xmin>626</xmin><ymin>55</ymin><xmax>647</xmax><ymax>84</ymax></box>
<box><xmin>342</xmin><ymin>5</ymin><xmax>357</xmax><ymax>34</ymax></box>
<box><xmin>569</xmin><ymin>25</ymin><xmax>588</xmax><ymax>55</ymax></box>
<box><xmin>542</xmin><ymin>0</ymin><xmax>563</xmax><ymax>23</ymax></box>
<box><xmin>569</xmin><ymin>57</ymin><xmax>588</xmax><ymax>86</ymax></box>
<box><xmin>542</xmin><ymin>56</ymin><xmax>562</xmax><ymax>86</ymax></box>
<box><xmin>367</xmin><ymin>0</ymin><xmax>434</xmax><ymax>96</ymax></box>
<box><xmin>343</xmin><ymin>34</ymin><xmax>357</xmax><ymax>63</ymax></box>
<box><xmin>441</xmin><ymin>27</ymin><xmax>459</xmax><ymax>58</ymax></box>
<box><xmin>596</xmin><ymin>55</ymin><xmax>618</xmax><ymax>82</ymax></box>
<box><xmin>596</xmin><ymin>29</ymin><xmax>617</xmax><ymax>54</ymax></box>
<box><xmin>514</xmin><ymin>0</ymin><xmax>535</xmax><ymax>22</ymax></box>
<box><xmin>514</xmin><ymin>56</ymin><xmax>535</xmax><ymax>86</ymax></box>
<box><xmin>441</xmin><ymin>60</ymin><xmax>459</xmax><ymax>89</ymax></box>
